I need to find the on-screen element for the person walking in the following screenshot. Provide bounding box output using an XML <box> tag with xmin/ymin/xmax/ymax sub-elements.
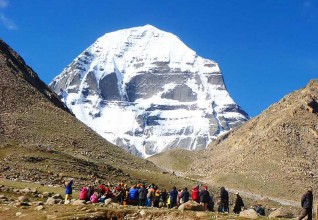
<box><xmin>64</xmin><ymin>178</ymin><xmax>73</xmax><ymax>204</ymax></box>
<box><xmin>233</xmin><ymin>192</ymin><xmax>244</xmax><ymax>214</ymax></box>
<box><xmin>219</xmin><ymin>186</ymin><xmax>229</xmax><ymax>213</ymax></box>
<box><xmin>298</xmin><ymin>187</ymin><xmax>313</xmax><ymax>220</ymax></box>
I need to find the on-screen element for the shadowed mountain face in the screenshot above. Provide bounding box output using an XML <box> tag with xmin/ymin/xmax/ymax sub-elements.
<box><xmin>50</xmin><ymin>25</ymin><xmax>249</xmax><ymax>157</ymax></box>
<box><xmin>0</xmin><ymin>39</ymin><xmax>162</xmax><ymax>185</ymax></box>
<box><xmin>191</xmin><ymin>80</ymin><xmax>318</xmax><ymax>201</ymax></box>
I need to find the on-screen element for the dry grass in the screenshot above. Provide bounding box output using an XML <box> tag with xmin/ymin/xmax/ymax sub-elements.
<box><xmin>148</xmin><ymin>149</ymin><xmax>196</xmax><ymax>173</ymax></box>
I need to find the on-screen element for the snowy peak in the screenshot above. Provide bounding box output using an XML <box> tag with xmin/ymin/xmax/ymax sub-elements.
<box><xmin>50</xmin><ymin>25</ymin><xmax>249</xmax><ymax>157</ymax></box>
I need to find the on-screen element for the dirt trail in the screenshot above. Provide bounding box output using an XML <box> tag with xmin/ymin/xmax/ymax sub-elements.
<box><xmin>172</xmin><ymin>171</ymin><xmax>300</xmax><ymax>207</ymax></box>
<box><xmin>225</xmin><ymin>187</ymin><xmax>299</xmax><ymax>207</ymax></box>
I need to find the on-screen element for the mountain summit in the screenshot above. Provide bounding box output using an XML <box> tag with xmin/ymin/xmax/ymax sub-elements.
<box><xmin>50</xmin><ymin>25</ymin><xmax>249</xmax><ymax>157</ymax></box>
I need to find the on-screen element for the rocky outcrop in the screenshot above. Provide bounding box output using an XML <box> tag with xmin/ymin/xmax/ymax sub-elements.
<box><xmin>50</xmin><ymin>25</ymin><xmax>249</xmax><ymax>157</ymax></box>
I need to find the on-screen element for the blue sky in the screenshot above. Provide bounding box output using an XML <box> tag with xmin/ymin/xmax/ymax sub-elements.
<box><xmin>0</xmin><ymin>0</ymin><xmax>317</xmax><ymax>117</ymax></box>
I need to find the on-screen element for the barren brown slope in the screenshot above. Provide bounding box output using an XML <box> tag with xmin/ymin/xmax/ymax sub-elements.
<box><xmin>191</xmin><ymin>80</ymin><xmax>318</xmax><ymax>201</ymax></box>
<box><xmin>0</xmin><ymin>39</ymin><xmax>171</xmax><ymax>187</ymax></box>
<box><xmin>148</xmin><ymin>149</ymin><xmax>196</xmax><ymax>173</ymax></box>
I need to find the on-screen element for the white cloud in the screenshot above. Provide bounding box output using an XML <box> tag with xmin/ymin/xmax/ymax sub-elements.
<box><xmin>0</xmin><ymin>13</ymin><xmax>17</xmax><ymax>30</ymax></box>
<box><xmin>0</xmin><ymin>0</ymin><xmax>8</xmax><ymax>9</ymax></box>
<box><xmin>0</xmin><ymin>0</ymin><xmax>17</xmax><ymax>30</ymax></box>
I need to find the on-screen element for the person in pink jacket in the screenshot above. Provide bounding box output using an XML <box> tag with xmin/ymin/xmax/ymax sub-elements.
<box><xmin>90</xmin><ymin>191</ymin><xmax>99</xmax><ymax>203</ymax></box>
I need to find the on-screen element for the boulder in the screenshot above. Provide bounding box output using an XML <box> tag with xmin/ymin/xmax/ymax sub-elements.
<box><xmin>20</xmin><ymin>188</ymin><xmax>31</xmax><ymax>194</ymax></box>
<box><xmin>42</xmin><ymin>192</ymin><xmax>52</xmax><ymax>198</ymax></box>
<box><xmin>46</xmin><ymin>197</ymin><xmax>62</xmax><ymax>205</ymax></box>
<box><xmin>104</xmin><ymin>198</ymin><xmax>112</xmax><ymax>205</ymax></box>
<box><xmin>178</xmin><ymin>201</ymin><xmax>204</xmax><ymax>211</ymax></box>
<box><xmin>269</xmin><ymin>207</ymin><xmax>295</xmax><ymax>218</ymax></box>
<box><xmin>30</xmin><ymin>188</ymin><xmax>38</xmax><ymax>194</ymax></box>
<box><xmin>18</xmin><ymin>196</ymin><xmax>29</xmax><ymax>202</ymax></box>
<box><xmin>51</xmin><ymin>194</ymin><xmax>62</xmax><ymax>199</ymax></box>
<box><xmin>196</xmin><ymin>212</ymin><xmax>210</xmax><ymax>218</ymax></box>
<box><xmin>239</xmin><ymin>209</ymin><xmax>259</xmax><ymax>219</ymax></box>
<box><xmin>15</xmin><ymin>202</ymin><xmax>30</xmax><ymax>207</ymax></box>
<box><xmin>16</xmin><ymin>212</ymin><xmax>23</xmax><ymax>217</ymax></box>
<box><xmin>72</xmin><ymin>200</ymin><xmax>86</xmax><ymax>206</ymax></box>
<box><xmin>140</xmin><ymin>210</ymin><xmax>146</xmax><ymax>217</ymax></box>
<box><xmin>47</xmin><ymin>215</ymin><xmax>58</xmax><ymax>219</ymax></box>
<box><xmin>0</xmin><ymin>195</ymin><xmax>8</xmax><ymax>201</ymax></box>
<box><xmin>34</xmin><ymin>205</ymin><xmax>44</xmax><ymax>211</ymax></box>
<box><xmin>34</xmin><ymin>201</ymin><xmax>44</xmax><ymax>206</ymax></box>
<box><xmin>110</xmin><ymin>202</ymin><xmax>120</xmax><ymax>208</ymax></box>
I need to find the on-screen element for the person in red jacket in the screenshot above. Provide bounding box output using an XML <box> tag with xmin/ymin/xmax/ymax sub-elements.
<box><xmin>79</xmin><ymin>187</ymin><xmax>89</xmax><ymax>201</ymax></box>
<box><xmin>191</xmin><ymin>185</ymin><xmax>200</xmax><ymax>203</ymax></box>
<box><xmin>99</xmin><ymin>184</ymin><xmax>106</xmax><ymax>195</ymax></box>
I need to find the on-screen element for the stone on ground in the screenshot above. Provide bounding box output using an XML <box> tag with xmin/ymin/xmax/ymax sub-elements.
<box><xmin>268</xmin><ymin>207</ymin><xmax>295</xmax><ymax>218</ymax></box>
<box><xmin>178</xmin><ymin>201</ymin><xmax>204</xmax><ymax>211</ymax></box>
<box><xmin>239</xmin><ymin>209</ymin><xmax>259</xmax><ymax>219</ymax></box>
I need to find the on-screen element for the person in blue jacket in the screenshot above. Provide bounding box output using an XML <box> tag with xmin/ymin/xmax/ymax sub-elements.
<box><xmin>64</xmin><ymin>178</ymin><xmax>73</xmax><ymax>204</ymax></box>
<box><xmin>169</xmin><ymin>186</ymin><xmax>178</xmax><ymax>208</ymax></box>
<box><xmin>128</xmin><ymin>185</ymin><xmax>139</xmax><ymax>206</ymax></box>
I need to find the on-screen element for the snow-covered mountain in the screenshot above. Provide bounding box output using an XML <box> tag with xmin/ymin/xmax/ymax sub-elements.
<box><xmin>50</xmin><ymin>25</ymin><xmax>249</xmax><ymax>157</ymax></box>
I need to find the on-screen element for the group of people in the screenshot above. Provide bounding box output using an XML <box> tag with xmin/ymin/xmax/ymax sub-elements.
<box><xmin>76</xmin><ymin>182</ymin><xmax>214</xmax><ymax>209</ymax></box>
<box><xmin>64</xmin><ymin>179</ymin><xmax>245</xmax><ymax>213</ymax></box>
<box><xmin>64</xmin><ymin>179</ymin><xmax>315</xmax><ymax>219</ymax></box>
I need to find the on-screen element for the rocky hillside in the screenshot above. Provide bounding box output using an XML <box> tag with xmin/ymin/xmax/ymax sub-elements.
<box><xmin>0</xmin><ymin>40</ymin><xmax>69</xmax><ymax>114</ymax></box>
<box><xmin>50</xmin><ymin>25</ymin><xmax>249</xmax><ymax>157</ymax></box>
<box><xmin>0</xmin><ymin>38</ymin><xmax>180</xmax><ymax>187</ymax></box>
<box><xmin>191</xmin><ymin>79</ymin><xmax>318</xmax><ymax>201</ymax></box>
